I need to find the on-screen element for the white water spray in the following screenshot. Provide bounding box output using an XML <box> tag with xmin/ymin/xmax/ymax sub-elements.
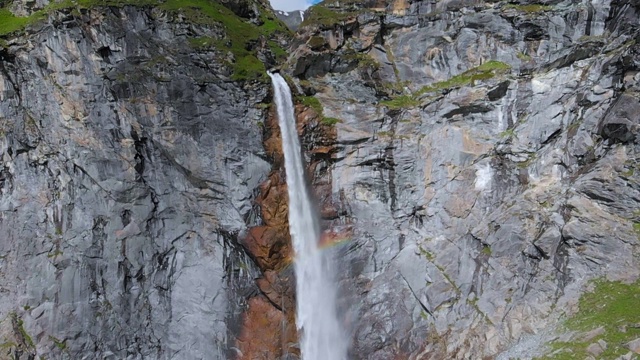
<box><xmin>268</xmin><ymin>72</ymin><xmax>348</xmax><ymax>360</ymax></box>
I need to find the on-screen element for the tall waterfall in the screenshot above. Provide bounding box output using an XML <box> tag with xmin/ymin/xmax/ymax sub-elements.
<box><xmin>268</xmin><ymin>72</ymin><xmax>348</xmax><ymax>360</ymax></box>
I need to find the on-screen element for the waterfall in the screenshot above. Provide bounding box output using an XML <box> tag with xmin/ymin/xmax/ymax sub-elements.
<box><xmin>268</xmin><ymin>72</ymin><xmax>348</xmax><ymax>360</ymax></box>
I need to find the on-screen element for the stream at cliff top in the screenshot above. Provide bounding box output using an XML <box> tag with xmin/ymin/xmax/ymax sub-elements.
<box><xmin>268</xmin><ymin>72</ymin><xmax>348</xmax><ymax>360</ymax></box>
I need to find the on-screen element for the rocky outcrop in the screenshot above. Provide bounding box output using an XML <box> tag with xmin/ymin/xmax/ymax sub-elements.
<box><xmin>286</xmin><ymin>0</ymin><xmax>640</xmax><ymax>358</ymax></box>
<box><xmin>0</xmin><ymin>1</ymin><xmax>293</xmax><ymax>359</ymax></box>
<box><xmin>275</xmin><ymin>10</ymin><xmax>305</xmax><ymax>31</ymax></box>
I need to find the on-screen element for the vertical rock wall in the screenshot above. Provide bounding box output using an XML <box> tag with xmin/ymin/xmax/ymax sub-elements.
<box><xmin>0</xmin><ymin>3</ymin><xmax>289</xmax><ymax>359</ymax></box>
<box><xmin>289</xmin><ymin>0</ymin><xmax>640</xmax><ymax>358</ymax></box>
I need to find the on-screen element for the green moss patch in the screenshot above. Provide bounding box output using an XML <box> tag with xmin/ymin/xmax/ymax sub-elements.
<box><xmin>379</xmin><ymin>61</ymin><xmax>511</xmax><ymax>109</ymax></box>
<box><xmin>380</xmin><ymin>95</ymin><xmax>420</xmax><ymax>110</ymax></box>
<box><xmin>300</xmin><ymin>5</ymin><xmax>358</xmax><ymax>28</ymax></box>
<box><xmin>416</xmin><ymin>60</ymin><xmax>511</xmax><ymax>95</ymax></box>
<box><xmin>541</xmin><ymin>279</ymin><xmax>640</xmax><ymax>359</ymax></box>
<box><xmin>296</xmin><ymin>95</ymin><xmax>341</xmax><ymax>127</ymax></box>
<box><xmin>298</xmin><ymin>95</ymin><xmax>323</xmax><ymax>114</ymax></box>
<box><xmin>321</xmin><ymin>117</ymin><xmax>341</xmax><ymax>125</ymax></box>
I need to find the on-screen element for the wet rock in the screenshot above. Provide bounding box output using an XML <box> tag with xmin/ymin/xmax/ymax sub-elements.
<box><xmin>235</xmin><ymin>296</ymin><xmax>298</xmax><ymax>360</ymax></box>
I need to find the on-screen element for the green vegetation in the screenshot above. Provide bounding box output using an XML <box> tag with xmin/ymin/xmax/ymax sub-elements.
<box><xmin>188</xmin><ymin>36</ymin><xmax>216</xmax><ymax>49</ymax></box>
<box><xmin>321</xmin><ymin>117</ymin><xmax>341</xmax><ymax>126</ymax></box>
<box><xmin>300</xmin><ymin>0</ymin><xmax>387</xmax><ymax>28</ymax></box>
<box><xmin>296</xmin><ymin>95</ymin><xmax>342</xmax><ymax>127</ymax></box>
<box><xmin>0</xmin><ymin>342</ymin><xmax>17</xmax><ymax>349</ymax></box>
<box><xmin>379</xmin><ymin>61</ymin><xmax>511</xmax><ymax>109</ymax></box>
<box><xmin>47</xmin><ymin>250</ymin><xmax>64</xmax><ymax>258</ymax></box>
<box><xmin>268</xmin><ymin>40</ymin><xmax>287</xmax><ymax>60</ymax></box>
<box><xmin>298</xmin><ymin>96</ymin><xmax>323</xmax><ymax>114</ymax></box>
<box><xmin>0</xmin><ymin>0</ymin><xmax>159</xmax><ymax>36</ymax></box>
<box><xmin>162</xmin><ymin>0</ymin><xmax>287</xmax><ymax>81</ymax></box>
<box><xmin>541</xmin><ymin>279</ymin><xmax>640</xmax><ymax>359</ymax></box>
<box><xmin>0</xmin><ymin>8</ymin><xmax>31</xmax><ymax>36</ymax></box>
<box><xmin>16</xmin><ymin>317</ymin><xmax>34</xmax><ymax>348</ymax></box>
<box><xmin>1</xmin><ymin>0</ymin><xmax>290</xmax><ymax>81</ymax></box>
<box><xmin>481</xmin><ymin>245</ymin><xmax>492</xmax><ymax>256</ymax></box>
<box><xmin>300</xmin><ymin>4</ymin><xmax>357</xmax><ymax>28</ymax></box>
<box><xmin>352</xmin><ymin>52</ymin><xmax>380</xmax><ymax>70</ymax></box>
<box><xmin>380</xmin><ymin>95</ymin><xmax>420</xmax><ymax>110</ymax></box>
<box><xmin>307</xmin><ymin>35</ymin><xmax>327</xmax><ymax>49</ymax></box>
<box><xmin>49</xmin><ymin>336</ymin><xmax>67</xmax><ymax>350</ymax></box>
<box><xmin>418</xmin><ymin>244</ymin><xmax>435</xmax><ymax>261</ymax></box>
<box><xmin>517</xmin><ymin>51</ymin><xmax>532</xmax><ymax>61</ymax></box>
<box><xmin>504</xmin><ymin>3</ymin><xmax>553</xmax><ymax>13</ymax></box>
<box><xmin>416</xmin><ymin>61</ymin><xmax>511</xmax><ymax>96</ymax></box>
<box><xmin>499</xmin><ymin>128</ymin><xmax>516</xmax><ymax>138</ymax></box>
<box><xmin>578</xmin><ymin>35</ymin><xmax>605</xmax><ymax>43</ymax></box>
<box><xmin>516</xmin><ymin>153</ymin><xmax>536</xmax><ymax>168</ymax></box>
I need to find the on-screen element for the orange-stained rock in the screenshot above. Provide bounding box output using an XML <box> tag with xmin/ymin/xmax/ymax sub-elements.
<box><xmin>235</xmin><ymin>296</ymin><xmax>299</xmax><ymax>360</ymax></box>
<box><xmin>235</xmin><ymin>93</ymin><xmax>341</xmax><ymax>359</ymax></box>
<box><xmin>264</xmin><ymin>107</ymin><xmax>285</xmax><ymax>166</ymax></box>
<box><xmin>257</xmin><ymin>172</ymin><xmax>289</xmax><ymax>227</ymax></box>
<box><xmin>311</xmin><ymin>145</ymin><xmax>334</xmax><ymax>155</ymax></box>
<box><xmin>256</xmin><ymin>268</ymin><xmax>296</xmax><ymax>313</ymax></box>
<box><xmin>242</xmin><ymin>225</ymin><xmax>292</xmax><ymax>271</ymax></box>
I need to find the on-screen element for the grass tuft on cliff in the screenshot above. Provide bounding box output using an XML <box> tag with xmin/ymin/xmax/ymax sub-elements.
<box><xmin>297</xmin><ymin>95</ymin><xmax>342</xmax><ymax>127</ymax></box>
<box><xmin>300</xmin><ymin>0</ymin><xmax>374</xmax><ymax>28</ymax></box>
<box><xmin>379</xmin><ymin>60</ymin><xmax>511</xmax><ymax>109</ymax></box>
<box><xmin>416</xmin><ymin>60</ymin><xmax>511</xmax><ymax>96</ymax></box>
<box><xmin>539</xmin><ymin>279</ymin><xmax>640</xmax><ymax>359</ymax></box>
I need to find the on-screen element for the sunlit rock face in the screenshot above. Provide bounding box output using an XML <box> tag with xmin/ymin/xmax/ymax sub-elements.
<box><xmin>285</xmin><ymin>0</ymin><xmax>640</xmax><ymax>358</ymax></box>
<box><xmin>0</xmin><ymin>1</ymin><xmax>294</xmax><ymax>359</ymax></box>
<box><xmin>1</xmin><ymin>0</ymin><xmax>640</xmax><ymax>358</ymax></box>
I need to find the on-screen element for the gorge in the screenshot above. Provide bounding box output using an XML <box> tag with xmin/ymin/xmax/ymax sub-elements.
<box><xmin>0</xmin><ymin>0</ymin><xmax>639</xmax><ymax>359</ymax></box>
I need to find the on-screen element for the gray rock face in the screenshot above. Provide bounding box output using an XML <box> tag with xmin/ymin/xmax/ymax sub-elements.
<box><xmin>0</xmin><ymin>5</ymin><xmax>273</xmax><ymax>360</ymax></box>
<box><xmin>289</xmin><ymin>0</ymin><xmax>640</xmax><ymax>358</ymax></box>
<box><xmin>2</xmin><ymin>0</ymin><xmax>640</xmax><ymax>358</ymax></box>
<box><xmin>274</xmin><ymin>10</ymin><xmax>305</xmax><ymax>31</ymax></box>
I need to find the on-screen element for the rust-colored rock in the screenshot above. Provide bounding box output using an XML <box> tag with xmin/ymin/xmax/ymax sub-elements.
<box><xmin>235</xmin><ymin>92</ymin><xmax>341</xmax><ymax>359</ymax></box>
<box><xmin>236</xmin><ymin>106</ymin><xmax>298</xmax><ymax>358</ymax></box>
<box><xmin>242</xmin><ymin>225</ymin><xmax>292</xmax><ymax>271</ymax></box>
<box><xmin>256</xmin><ymin>268</ymin><xmax>296</xmax><ymax>313</ymax></box>
<box><xmin>257</xmin><ymin>172</ymin><xmax>289</xmax><ymax>227</ymax></box>
<box><xmin>235</xmin><ymin>296</ymin><xmax>299</xmax><ymax>360</ymax></box>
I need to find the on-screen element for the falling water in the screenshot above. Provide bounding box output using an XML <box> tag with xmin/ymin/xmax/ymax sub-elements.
<box><xmin>268</xmin><ymin>72</ymin><xmax>348</xmax><ymax>360</ymax></box>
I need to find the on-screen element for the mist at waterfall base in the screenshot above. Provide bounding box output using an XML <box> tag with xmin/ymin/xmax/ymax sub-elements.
<box><xmin>268</xmin><ymin>72</ymin><xmax>348</xmax><ymax>360</ymax></box>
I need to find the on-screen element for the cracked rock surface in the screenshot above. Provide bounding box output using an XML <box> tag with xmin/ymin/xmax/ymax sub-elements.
<box><xmin>288</xmin><ymin>0</ymin><xmax>640</xmax><ymax>358</ymax></box>
<box><xmin>0</xmin><ymin>3</ymin><xmax>280</xmax><ymax>359</ymax></box>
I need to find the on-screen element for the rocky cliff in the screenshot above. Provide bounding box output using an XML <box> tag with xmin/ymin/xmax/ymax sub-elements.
<box><xmin>1</xmin><ymin>0</ymin><xmax>640</xmax><ymax>359</ymax></box>
<box><xmin>285</xmin><ymin>0</ymin><xmax>640</xmax><ymax>358</ymax></box>
<box><xmin>0</xmin><ymin>0</ymin><xmax>298</xmax><ymax>359</ymax></box>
